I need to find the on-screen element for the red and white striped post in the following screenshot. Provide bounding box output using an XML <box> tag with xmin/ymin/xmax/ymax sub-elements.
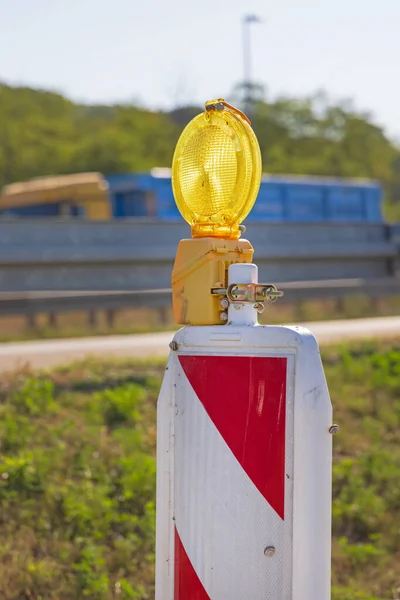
<box><xmin>156</xmin><ymin>263</ymin><xmax>333</xmax><ymax>599</ymax></box>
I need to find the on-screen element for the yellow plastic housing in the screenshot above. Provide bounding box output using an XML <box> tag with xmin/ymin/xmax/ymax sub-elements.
<box><xmin>172</xmin><ymin>99</ymin><xmax>262</xmax><ymax>240</ymax></box>
<box><xmin>172</xmin><ymin>237</ymin><xmax>254</xmax><ymax>325</ymax></box>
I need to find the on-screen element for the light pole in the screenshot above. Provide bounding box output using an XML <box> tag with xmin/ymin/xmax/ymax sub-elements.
<box><xmin>242</xmin><ymin>14</ymin><xmax>261</xmax><ymax>116</ymax></box>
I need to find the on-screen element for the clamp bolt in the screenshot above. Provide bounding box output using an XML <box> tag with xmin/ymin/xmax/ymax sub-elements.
<box><xmin>255</xmin><ymin>302</ymin><xmax>265</xmax><ymax>313</ymax></box>
<box><xmin>220</xmin><ymin>298</ymin><xmax>229</xmax><ymax>309</ymax></box>
<box><xmin>264</xmin><ymin>546</ymin><xmax>275</xmax><ymax>557</ymax></box>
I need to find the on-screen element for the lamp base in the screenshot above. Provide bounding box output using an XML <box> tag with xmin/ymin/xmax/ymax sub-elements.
<box><xmin>171</xmin><ymin>237</ymin><xmax>254</xmax><ymax>326</ymax></box>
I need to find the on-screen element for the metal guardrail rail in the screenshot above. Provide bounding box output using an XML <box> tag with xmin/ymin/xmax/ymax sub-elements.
<box><xmin>0</xmin><ymin>219</ymin><xmax>399</xmax><ymax>327</ymax></box>
<box><xmin>0</xmin><ymin>220</ymin><xmax>398</xmax><ymax>292</ymax></box>
<box><xmin>1</xmin><ymin>277</ymin><xmax>399</xmax><ymax>328</ymax></box>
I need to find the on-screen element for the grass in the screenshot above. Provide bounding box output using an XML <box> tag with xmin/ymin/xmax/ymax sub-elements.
<box><xmin>0</xmin><ymin>340</ymin><xmax>399</xmax><ymax>599</ymax></box>
<box><xmin>324</xmin><ymin>339</ymin><xmax>400</xmax><ymax>600</ymax></box>
<box><xmin>0</xmin><ymin>359</ymin><xmax>164</xmax><ymax>600</ymax></box>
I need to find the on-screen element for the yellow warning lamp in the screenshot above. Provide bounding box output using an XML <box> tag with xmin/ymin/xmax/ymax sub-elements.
<box><xmin>172</xmin><ymin>99</ymin><xmax>262</xmax><ymax>240</ymax></box>
<box><xmin>171</xmin><ymin>99</ymin><xmax>262</xmax><ymax>326</ymax></box>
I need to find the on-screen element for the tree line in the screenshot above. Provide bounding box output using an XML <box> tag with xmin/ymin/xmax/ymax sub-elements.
<box><xmin>0</xmin><ymin>83</ymin><xmax>399</xmax><ymax>220</ymax></box>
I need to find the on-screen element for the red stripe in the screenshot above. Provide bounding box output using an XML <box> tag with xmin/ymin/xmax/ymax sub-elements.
<box><xmin>179</xmin><ymin>355</ymin><xmax>287</xmax><ymax>519</ymax></box>
<box><xmin>174</xmin><ymin>526</ymin><xmax>210</xmax><ymax>600</ymax></box>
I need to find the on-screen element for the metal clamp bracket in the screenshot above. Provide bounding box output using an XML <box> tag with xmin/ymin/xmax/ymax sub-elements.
<box><xmin>211</xmin><ymin>283</ymin><xmax>283</xmax><ymax>313</ymax></box>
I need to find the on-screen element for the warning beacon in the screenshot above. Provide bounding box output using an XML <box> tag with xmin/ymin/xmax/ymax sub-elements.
<box><xmin>156</xmin><ymin>99</ymin><xmax>334</xmax><ymax>600</ymax></box>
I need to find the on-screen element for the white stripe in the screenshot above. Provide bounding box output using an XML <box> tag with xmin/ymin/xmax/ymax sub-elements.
<box><xmin>174</xmin><ymin>357</ymin><xmax>294</xmax><ymax>600</ymax></box>
<box><xmin>155</xmin><ymin>354</ymin><xmax>176</xmax><ymax>600</ymax></box>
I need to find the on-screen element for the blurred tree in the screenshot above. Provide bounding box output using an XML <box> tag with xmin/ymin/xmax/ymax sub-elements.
<box><xmin>0</xmin><ymin>83</ymin><xmax>399</xmax><ymax>219</ymax></box>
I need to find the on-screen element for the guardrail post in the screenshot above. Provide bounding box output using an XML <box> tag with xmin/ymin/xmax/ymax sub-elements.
<box><xmin>88</xmin><ymin>309</ymin><xmax>97</xmax><ymax>328</ymax></box>
<box><xmin>48</xmin><ymin>312</ymin><xmax>57</xmax><ymax>329</ymax></box>
<box><xmin>159</xmin><ymin>306</ymin><xmax>169</xmax><ymax>326</ymax></box>
<box><xmin>106</xmin><ymin>309</ymin><xmax>115</xmax><ymax>329</ymax></box>
<box><xmin>27</xmin><ymin>312</ymin><xmax>36</xmax><ymax>330</ymax></box>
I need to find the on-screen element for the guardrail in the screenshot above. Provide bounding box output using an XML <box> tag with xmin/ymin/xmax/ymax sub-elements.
<box><xmin>0</xmin><ymin>220</ymin><xmax>398</xmax><ymax>292</ymax></box>
<box><xmin>2</xmin><ymin>277</ymin><xmax>400</xmax><ymax>329</ymax></box>
<box><xmin>0</xmin><ymin>219</ymin><xmax>399</xmax><ymax>328</ymax></box>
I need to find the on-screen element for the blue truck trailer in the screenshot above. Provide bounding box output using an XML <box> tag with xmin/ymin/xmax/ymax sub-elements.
<box><xmin>105</xmin><ymin>170</ymin><xmax>382</xmax><ymax>222</ymax></box>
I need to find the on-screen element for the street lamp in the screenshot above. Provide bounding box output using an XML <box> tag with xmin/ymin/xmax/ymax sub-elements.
<box><xmin>242</xmin><ymin>14</ymin><xmax>262</xmax><ymax>116</ymax></box>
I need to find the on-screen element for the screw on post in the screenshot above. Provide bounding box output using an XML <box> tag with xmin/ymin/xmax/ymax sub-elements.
<box><xmin>264</xmin><ymin>546</ymin><xmax>276</xmax><ymax>558</ymax></box>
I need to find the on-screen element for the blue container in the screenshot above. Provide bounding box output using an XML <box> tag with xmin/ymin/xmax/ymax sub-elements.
<box><xmin>152</xmin><ymin>176</ymin><xmax>180</xmax><ymax>219</ymax></box>
<box><xmin>105</xmin><ymin>173</ymin><xmax>154</xmax><ymax>218</ymax></box>
<box><xmin>247</xmin><ymin>176</ymin><xmax>382</xmax><ymax>223</ymax></box>
<box><xmin>104</xmin><ymin>172</ymin><xmax>383</xmax><ymax>223</ymax></box>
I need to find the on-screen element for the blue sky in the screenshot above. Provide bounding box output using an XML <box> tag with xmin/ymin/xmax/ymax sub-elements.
<box><xmin>1</xmin><ymin>0</ymin><xmax>399</xmax><ymax>139</ymax></box>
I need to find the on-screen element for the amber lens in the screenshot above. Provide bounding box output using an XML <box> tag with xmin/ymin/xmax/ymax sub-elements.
<box><xmin>172</xmin><ymin>104</ymin><xmax>261</xmax><ymax>239</ymax></box>
<box><xmin>179</xmin><ymin>125</ymin><xmax>237</xmax><ymax>216</ymax></box>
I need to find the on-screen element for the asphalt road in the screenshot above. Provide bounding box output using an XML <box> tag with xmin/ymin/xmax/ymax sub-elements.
<box><xmin>1</xmin><ymin>316</ymin><xmax>400</xmax><ymax>373</ymax></box>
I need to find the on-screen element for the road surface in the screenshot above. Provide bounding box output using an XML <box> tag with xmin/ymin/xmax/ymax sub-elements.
<box><xmin>1</xmin><ymin>316</ymin><xmax>399</xmax><ymax>373</ymax></box>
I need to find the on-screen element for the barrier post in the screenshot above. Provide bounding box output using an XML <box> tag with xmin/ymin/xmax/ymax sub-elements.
<box><xmin>156</xmin><ymin>99</ymin><xmax>334</xmax><ymax>600</ymax></box>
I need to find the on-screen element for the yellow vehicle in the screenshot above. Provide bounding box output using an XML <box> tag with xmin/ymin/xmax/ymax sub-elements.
<box><xmin>0</xmin><ymin>172</ymin><xmax>110</xmax><ymax>219</ymax></box>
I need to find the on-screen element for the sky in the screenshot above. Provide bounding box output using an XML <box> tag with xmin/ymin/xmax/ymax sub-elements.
<box><xmin>1</xmin><ymin>0</ymin><xmax>399</xmax><ymax>139</ymax></box>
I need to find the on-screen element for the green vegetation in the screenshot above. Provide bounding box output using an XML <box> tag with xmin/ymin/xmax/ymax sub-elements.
<box><xmin>0</xmin><ymin>340</ymin><xmax>399</xmax><ymax>599</ymax></box>
<box><xmin>325</xmin><ymin>339</ymin><xmax>400</xmax><ymax>600</ymax></box>
<box><xmin>1</xmin><ymin>84</ymin><xmax>399</xmax><ymax>219</ymax></box>
<box><xmin>0</xmin><ymin>359</ymin><xmax>164</xmax><ymax>600</ymax></box>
